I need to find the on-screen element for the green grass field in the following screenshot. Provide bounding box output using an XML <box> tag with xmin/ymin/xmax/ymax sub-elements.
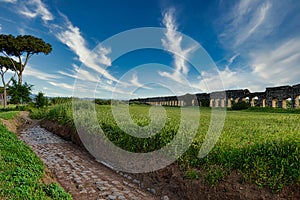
<box><xmin>31</xmin><ymin>102</ymin><xmax>300</xmax><ymax>190</ymax></box>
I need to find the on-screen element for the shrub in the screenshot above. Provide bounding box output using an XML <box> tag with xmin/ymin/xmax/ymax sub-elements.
<box><xmin>231</xmin><ymin>101</ymin><xmax>250</xmax><ymax>110</ymax></box>
<box><xmin>34</xmin><ymin>92</ymin><xmax>48</xmax><ymax>108</ymax></box>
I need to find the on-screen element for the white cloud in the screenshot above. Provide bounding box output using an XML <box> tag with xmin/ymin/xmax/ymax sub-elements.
<box><xmin>24</xmin><ymin>66</ymin><xmax>61</xmax><ymax>81</ymax></box>
<box><xmin>129</xmin><ymin>72</ymin><xmax>152</xmax><ymax>89</ymax></box>
<box><xmin>237</xmin><ymin>3</ymin><xmax>270</xmax><ymax>47</ymax></box>
<box><xmin>18</xmin><ymin>0</ymin><xmax>53</xmax><ymax>22</ymax></box>
<box><xmin>97</xmin><ymin>83</ymin><xmax>129</xmax><ymax>95</ymax></box>
<box><xmin>0</xmin><ymin>0</ymin><xmax>17</xmax><ymax>3</ymax></box>
<box><xmin>195</xmin><ymin>35</ymin><xmax>300</xmax><ymax>92</ymax></box>
<box><xmin>219</xmin><ymin>1</ymin><xmax>272</xmax><ymax>49</ymax></box>
<box><xmin>250</xmin><ymin>37</ymin><xmax>300</xmax><ymax>85</ymax></box>
<box><xmin>55</xmin><ymin>17</ymin><xmax>118</xmax><ymax>83</ymax></box>
<box><xmin>158</xmin><ymin>8</ymin><xmax>196</xmax><ymax>83</ymax></box>
<box><xmin>192</xmin><ymin>65</ymin><xmax>261</xmax><ymax>92</ymax></box>
<box><xmin>228</xmin><ymin>53</ymin><xmax>239</xmax><ymax>65</ymax></box>
<box><xmin>57</xmin><ymin>64</ymin><xmax>99</xmax><ymax>83</ymax></box>
<box><xmin>213</xmin><ymin>0</ymin><xmax>300</xmax><ymax>91</ymax></box>
<box><xmin>48</xmin><ymin>81</ymin><xmax>74</xmax><ymax>90</ymax></box>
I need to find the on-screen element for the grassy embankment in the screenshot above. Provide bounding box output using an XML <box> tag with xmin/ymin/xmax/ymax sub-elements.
<box><xmin>0</xmin><ymin>110</ymin><xmax>72</xmax><ymax>200</ymax></box>
<box><xmin>30</xmin><ymin>102</ymin><xmax>300</xmax><ymax>191</ymax></box>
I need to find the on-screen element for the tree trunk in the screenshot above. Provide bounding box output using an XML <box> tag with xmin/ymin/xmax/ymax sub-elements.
<box><xmin>1</xmin><ymin>73</ymin><xmax>7</xmax><ymax>108</ymax></box>
<box><xmin>17</xmin><ymin>55</ymin><xmax>23</xmax><ymax>84</ymax></box>
<box><xmin>18</xmin><ymin>72</ymin><xmax>22</xmax><ymax>84</ymax></box>
<box><xmin>3</xmin><ymin>85</ymin><xmax>7</xmax><ymax>108</ymax></box>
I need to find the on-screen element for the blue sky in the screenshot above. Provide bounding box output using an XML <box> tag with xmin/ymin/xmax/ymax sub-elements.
<box><xmin>0</xmin><ymin>0</ymin><xmax>300</xmax><ymax>99</ymax></box>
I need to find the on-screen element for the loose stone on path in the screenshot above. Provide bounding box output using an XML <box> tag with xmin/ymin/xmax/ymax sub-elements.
<box><xmin>19</xmin><ymin>125</ymin><xmax>156</xmax><ymax>200</ymax></box>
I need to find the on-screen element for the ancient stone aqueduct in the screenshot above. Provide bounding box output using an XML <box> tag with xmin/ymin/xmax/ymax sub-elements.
<box><xmin>130</xmin><ymin>84</ymin><xmax>300</xmax><ymax>109</ymax></box>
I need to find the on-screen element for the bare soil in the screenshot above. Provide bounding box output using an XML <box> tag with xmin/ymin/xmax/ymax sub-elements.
<box><xmin>4</xmin><ymin>112</ymin><xmax>299</xmax><ymax>200</ymax></box>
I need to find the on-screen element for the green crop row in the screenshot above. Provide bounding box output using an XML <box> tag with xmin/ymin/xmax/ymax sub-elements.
<box><xmin>0</xmin><ymin>121</ymin><xmax>72</xmax><ymax>199</ymax></box>
<box><xmin>31</xmin><ymin>102</ymin><xmax>300</xmax><ymax>191</ymax></box>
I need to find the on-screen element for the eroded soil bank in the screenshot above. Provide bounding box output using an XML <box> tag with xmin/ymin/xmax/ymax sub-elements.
<box><xmin>36</xmin><ymin>118</ymin><xmax>300</xmax><ymax>200</ymax></box>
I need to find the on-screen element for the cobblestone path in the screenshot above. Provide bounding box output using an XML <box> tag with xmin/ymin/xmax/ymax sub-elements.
<box><xmin>20</xmin><ymin>126</ymin><xmax>157</xmax><ymax>200</ymax></box>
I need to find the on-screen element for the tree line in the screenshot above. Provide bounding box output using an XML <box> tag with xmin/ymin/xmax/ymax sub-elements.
<box><xmin>0</xmin><ymin>34</ymin><xmax>52</xmax><ymax>108</ymax></box>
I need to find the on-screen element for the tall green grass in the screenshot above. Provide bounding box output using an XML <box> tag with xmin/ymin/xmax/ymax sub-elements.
<box><xmin>31</xmin><ymin>103</ymin><xmax>300</xmax><ymax>190</ymax></box>
<box><xmin>30</xmin><ymin>102</ymin><xmax>73</xmax><ymax>126</ymax></box>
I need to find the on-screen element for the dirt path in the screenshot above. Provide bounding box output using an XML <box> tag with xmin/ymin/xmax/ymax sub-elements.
<box><xmin>17</xmin><ymin>112</ymin><xmax>157</xmax><ymax>200</ymax></box>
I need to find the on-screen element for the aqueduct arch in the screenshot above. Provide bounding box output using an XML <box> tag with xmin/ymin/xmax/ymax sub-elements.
<box><xmin>265</xmin><ymin>86</ymin><xmax>294</xmax><ymax>109</ymax></box>
<box><xmin>292</xmin><ymin>84</ymin><xmax>300</xmax><ymax>108</ymax></box>
<box><xmin>130</xmin><ymin>83</ymin><xmax>300</xmax><ymax>109</ymax></box>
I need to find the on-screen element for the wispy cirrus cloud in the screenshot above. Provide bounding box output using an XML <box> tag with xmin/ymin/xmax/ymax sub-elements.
<box><xmin>0</xmin><ymin>0</ymin><xmax>17</xmax><ymax>3</ymax></box>
<box><xmin>219</xmin><ymin>0</ymin><xmax>272</xmax><ymax>49</ymax></box>
<box><xmin>48</xmin><ymin>81</ymin><xmax>74</xmax><ymax>90</ymax></box>
<box><xmin>57</xmin><ymin>64</ymin><xmax>99</xmax><ymax>83</ymax></box>
<box><xmin>193</xmin><ymin>66</ymin><xmax>269</xmax><ymax>92</ymax></box>
<box><xmin>211</xmin><ymin>0</ymin><xmax>300</xmax><ymax>91</ymax></box>
<box><xmin>158</xmin><ymin>8</ymin><xmax>196</xmax><ymax>83</ymax></box>
<box><xmin>250</xmin><ymin>37</ymin><xmax>300</xmax><ymax>86</ymax></box>
<box><xmin>227</xmin><ymin>53</ymin><xmax>239</xmax><ymax>66</ymax></box>
<box><xmin>17</xmin><ymin>0</ymin><xmax>54</xmax><ymax>23</ymax></box>
<box><xmin>55</xmin><ymin>16</ymin><xmax>118</xmax><ymax>83</ymax></box>
<box><xmin>129</xmin><ymin>72</ymin><xmax>152</xmax><ymax>89</ymax></box>
<box><xmin>24</xmin><ymin>65</ymin><xmax>61</xmax><ymax>81</ymax></box>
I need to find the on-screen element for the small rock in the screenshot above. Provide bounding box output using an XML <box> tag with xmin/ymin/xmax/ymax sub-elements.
<box><xmin>97</xmin><ymin>186</ymin><xmax>108</xmax><ymax>191</ymax></box>
<box><xmin>150</xmin><ymin>188</ymin><xmax>156</xmax><ymax>195</ymax></box>
<box><xmin>135</xmin><ymin>190</ymin><xmax>147</xmax><ymax>196</ymax></box>
<box><xmin>79</xmin><ymin>188</ymin><xmax>87</xmax><ymax>194</ymax></box>
<box><xmin>161</xmin><ymin>195</ymin><xmax>169</xmax><ymax>200</ymax></box>
<box><xmin>117</xmin><ymin>195</ymin><xmax>126</xmax><ymax>200</ymax></box>
<box><xmin>132</xmin><ymin>179</ymin><xmax>140</xmax><ymax>185</ymax></box>
<box><xmin>113</xmin><ymin>191</ymin><xmax>123</xmax><ymax>196</ymax></box>
<box><xmin>89</xmin><ymin>188</ymin><xmax>96</xmax><ymax>193</ymax></box>
<box><xmin>112</xmin><ymin>180</ymin><xmax>120</xmax><ymax>185</ymax></box>
<box><xmin>99</xmin><ymin>191</ymin><xmax>111</xmax><ymax>196</ymax></box>
<box><xmin>108</xmin><ymin>195</ymin><xmax>116</xmax><ymax>200</ymax></box>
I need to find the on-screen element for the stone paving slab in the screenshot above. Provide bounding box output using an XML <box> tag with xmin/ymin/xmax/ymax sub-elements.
<box><xmin>19</xmin><ymin>126</ymin><xmax>157</xmax><ymax>200</ymax></box>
